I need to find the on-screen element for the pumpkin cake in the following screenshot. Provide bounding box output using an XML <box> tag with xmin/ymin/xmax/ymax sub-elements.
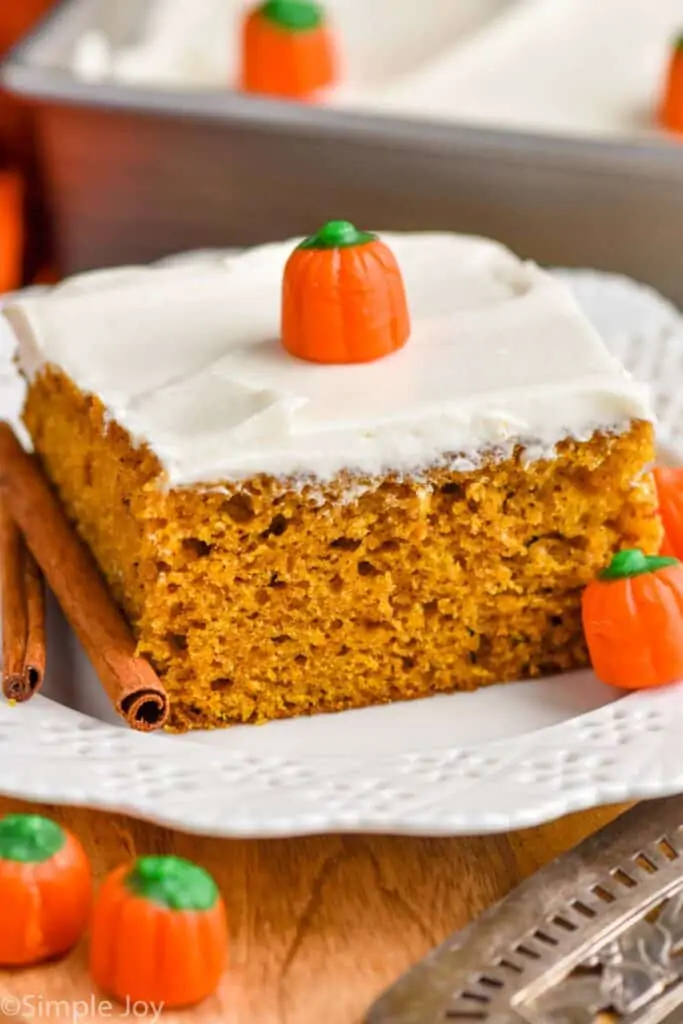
<box><xmin>4</xmin><ymin>228</ymin><xmax>660</xmax><ymax>732</ymax></box>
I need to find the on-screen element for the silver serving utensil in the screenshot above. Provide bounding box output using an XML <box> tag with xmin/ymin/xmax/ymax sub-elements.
<box><xmin>366</xmin><ymin>797</ymin><xmax>683</xmax><ymax>1024</ymax></box>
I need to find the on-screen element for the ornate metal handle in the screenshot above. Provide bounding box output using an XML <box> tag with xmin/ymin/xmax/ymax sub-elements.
<box><xmin>366</xmin><ymin>797</ymin><xmax>683</xmax><ymax>1024</ymax></box>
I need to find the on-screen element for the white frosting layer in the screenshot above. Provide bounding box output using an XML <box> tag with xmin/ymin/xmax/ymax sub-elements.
<box><xmin>5</xmin><ymin>233</ymin><xmax>653</xmax><ymax>487</ymax></box>
<box><xmin>371</xmin><ymin>0</ymin><xmax>682</xmax><ymax>138</ymax></box>
<box><xmin>65</xmin><ymin>0</ymin><xmax>681</xmax><ymax>140</ymax></box>
<box><xmin>68</xmin><ymin>0</ymin><xmax>507</xmax><ymax>95</ymax></box>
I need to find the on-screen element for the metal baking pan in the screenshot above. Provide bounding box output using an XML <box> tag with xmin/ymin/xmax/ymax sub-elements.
<box><xmin>3</xmin><ymin>0</ymin><xmax>683</xmax><ymax>307</ymax></box>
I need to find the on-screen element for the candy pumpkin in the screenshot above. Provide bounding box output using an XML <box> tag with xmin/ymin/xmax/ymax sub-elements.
<box><xmin>0</xmin><ymin>170</ymin><xmax>23</xmax><ymax>295</ymax></box>
<box><xmin>90</xmin><ymin>855</ymin><xmax>228</xmax><ymax>1007</ymax></box>
<box><xmin>0</xmin><ymin>0</ymin><xmax>55</xmax><ymax>55</ymax></box>
<box><xmin>655</xmin><ymin>466</ymin><xmax>683</xmax><ymax>557</ymax></box>
<box><xmin>282</xmin><ymin>220</ymin><xmax>411</xmax><ymax>364</ymax></box>
<box><xmin>660</xmin><ymin>34</ymin><xmax>683</xmax><ymax>133</ymax></box>
<box><xmin>241</xmin><ymin>0</ymin><xmax>337</xmax><ymax>100</ymax></box>
<box><xmin>0</xmin><ymin>813</ymin><xmax>91</xmax><ymax>965</ymax></box>
<box><xmin>582</xmin><ymin>548</ymin><xmax>683</xmax><ymax>690</ymax></box>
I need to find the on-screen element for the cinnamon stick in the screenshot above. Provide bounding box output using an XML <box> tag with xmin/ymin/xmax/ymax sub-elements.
<box><xmin>0</xmin><ymin>423</ymin><xmax>169</xmax><ymax>731</ymax></box>
<box><xmin>0</xmin><ymin>499</ymin><xmax>45</xmax><ymax>701</ymax></box>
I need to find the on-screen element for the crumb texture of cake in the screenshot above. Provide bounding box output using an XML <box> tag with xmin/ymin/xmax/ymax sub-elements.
<box><xmin>9</xmin><ymin>232</ymin><xmax>661</xmax><ymax>731</ymax></box>
<box><xmin>25</xmin><ymin>370</ymin><xmax>658</xmax><ymax>732</ymax></box>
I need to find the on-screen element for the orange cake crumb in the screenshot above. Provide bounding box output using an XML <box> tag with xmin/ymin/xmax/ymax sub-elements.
<box><xmin>24</xmin><ymin>368</ymin><xmax>660</xmax><ymax>732</ymax></box>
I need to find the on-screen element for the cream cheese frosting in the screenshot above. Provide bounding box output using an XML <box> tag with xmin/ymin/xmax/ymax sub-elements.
<box><xmin>371</xmin><ymin>0</ymin><xmax>682</xmax><ymax>138</ymax></box>
<box><xmin>68</xmin><ymin>0</ymin><xmax>507</xmax><ymax>95</ymax></box>
<box><xmin>64</xmin><ymin>0</ymin><xmax>681</xmax><ymax>140</ymax></box>
<box><xmin>4</xmin><ymin>233</ymin><xmax>653</xmax><ymax>487</ymax></box>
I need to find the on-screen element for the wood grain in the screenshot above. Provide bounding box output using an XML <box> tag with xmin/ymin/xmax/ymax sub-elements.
<box><xmin>0</xmin><ymin>798</ymin><xmax>628</xmax><ymax>1023</ymax></box>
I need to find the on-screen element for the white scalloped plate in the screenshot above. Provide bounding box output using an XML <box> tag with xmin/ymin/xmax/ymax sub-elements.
<box><xmin>1</xmin><ymin>268</ymin><xmax>683</xmax><ymax>838</ymax></box>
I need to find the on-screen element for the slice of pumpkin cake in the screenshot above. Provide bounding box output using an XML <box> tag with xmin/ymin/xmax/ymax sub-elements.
<box><xmin>4</xmin><ymin>224</ymin><xmax>660</xmax><ymax>731</ymax></box>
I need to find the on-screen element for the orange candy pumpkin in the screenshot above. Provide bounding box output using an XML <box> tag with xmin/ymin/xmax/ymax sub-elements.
<box><xmin>654</xmin><ymin>466</ymin><xmax>683</xmax><ymax>557</ymax></box>
<box><xmin>241</xmin><ymin>0</ymin><xmax>337</xmax><ymax>100</ymax></box>
<box><xmin>0</xmin><ymin>0</ymin><xmax>56</xmax><ymax>54</ymax></box>
<box><xmin>0</xmin><ymin>813</ymin><xmax>92</xmax><ymax>965</ymax></box>
<box><xmin>0</xmin><ymin>170</ymin><xmax>23</xmax><ymax>295</ymax></box>
<box><xmin>582</xmin><ymin>548</ymin><xmax>683</xmax><ymax>690</ymax></box>
<box><xmin>660</xmin><ymin>34</ymin><xmax>683</xmax><ymax>133</ymax></box>
<box><xmin>282</xmin><ymin>220</ymin><xmax>411</xmax><ymax>364</ymax></box>
<box><xmin>90</xmin><ymin>855</ymin><xmax>228</xmax><ymax>1008</ymax></box>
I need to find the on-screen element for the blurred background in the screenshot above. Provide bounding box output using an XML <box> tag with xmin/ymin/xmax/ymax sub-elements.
<box><xmin>1</xmin><ymin>0</ymin><xmax>682</xmax><ymax>299</ymax></box>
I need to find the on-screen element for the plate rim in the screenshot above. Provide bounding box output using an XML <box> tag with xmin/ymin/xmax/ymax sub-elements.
<box><xmin>0</xmin><ymin>683</ymin><xmax>681</xmax><ymax>837</ymax></box>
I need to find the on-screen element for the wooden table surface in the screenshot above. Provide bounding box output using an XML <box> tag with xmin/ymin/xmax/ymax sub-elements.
<box><xmin>0</xmin><ymin>797</ymin><xmax>629</xmax><ymax>1024</ymax></box>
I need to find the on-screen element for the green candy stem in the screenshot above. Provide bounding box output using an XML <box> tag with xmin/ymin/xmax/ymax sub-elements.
<box><xmin>260</xmin><ymin>0</ymin><xmax>324</xmax><ymax>32</ymax></box>
<box><xmin>298</xmin><ymin>220</ymin><xmax>377</xmax><ymax>251</ymax></box>
<box><xmin>126</xmin><ymin>855</ymin><xmax>219</xmax><ymax>912</ymax></box>
<box><xmin>0</xmin><ymin>814</ymin><xmax>65</xmax><ymax>863</ymax></box>
<box><xmin>599</xmin><ymin>548</ymin><xmax>679</xmax><ymax>581</ymax></box>
<box><xmin>675</xmin><ymin>32</ymin><xmax>683</xmax><ymax>52</ymax></box>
